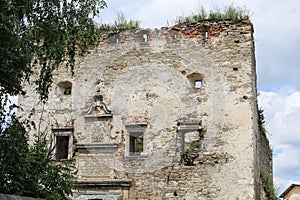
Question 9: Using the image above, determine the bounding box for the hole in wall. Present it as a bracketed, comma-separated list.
[108, 33, 120, 44]
[194, 80, 202, 88]
[205, 31, 208, 39]
[57, 81, 72, 95]
[233, 67, 238, 71]
[187, 72, 203, 89]
[169, 30, 179, 41]
[173, 191, 178, 196]
[143, 34, 148, 42]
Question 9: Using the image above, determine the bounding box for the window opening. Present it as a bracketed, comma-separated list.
[129, 132, 143, 155]
[57, 81, 72, 95]
[187, 72, 203, 89]
[56, 136, 69, 160]
[194, 80, 202, 88]
[125, 124, 147, 156]
[143, 34, 148, 42]
[64, 87, 72, 95]
[205, 31, 208, 39]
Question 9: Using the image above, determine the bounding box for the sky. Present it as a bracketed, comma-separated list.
[98, 0, 300, 195]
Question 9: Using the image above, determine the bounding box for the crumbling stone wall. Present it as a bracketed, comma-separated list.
[19, 20, 271, 199]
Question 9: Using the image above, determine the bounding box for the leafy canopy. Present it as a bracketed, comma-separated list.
[0, 0, 107, 102]
[0, 0, 107, 198]
[0, 117, 77, 199]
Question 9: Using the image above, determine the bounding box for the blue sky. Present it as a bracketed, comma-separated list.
[98, 0, 300, 195]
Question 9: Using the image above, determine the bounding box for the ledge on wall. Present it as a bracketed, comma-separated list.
[75, 179, 132, 189]
[76, 143, 118, 154]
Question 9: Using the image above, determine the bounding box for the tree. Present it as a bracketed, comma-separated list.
[0, 117, 77, 199]
[0, 0, 107, 101]
[0, 0, 106, 198]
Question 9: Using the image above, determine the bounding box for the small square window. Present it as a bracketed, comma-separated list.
[56, 136, 69, 160]
[194, 80, 202, 88]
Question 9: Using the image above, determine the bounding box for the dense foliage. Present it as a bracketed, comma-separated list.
[261, 171, 279, 200]
[0, 117, 77, 199]
[0, 115, 76, 199]
[0, 0, 106, 198]
[0, 0, 107, 101]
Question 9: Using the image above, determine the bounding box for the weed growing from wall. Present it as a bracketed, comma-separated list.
[174, 5, 250, 25]
[261, 171, 279, 200]
[258, 108, 267, 135]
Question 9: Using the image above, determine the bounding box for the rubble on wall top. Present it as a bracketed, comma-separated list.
[100, 20, 253, 44]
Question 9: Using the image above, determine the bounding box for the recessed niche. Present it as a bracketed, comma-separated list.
[108, 33, 120, 44]
[139, 30, 150, 43]
[143, 34, 148, 42]
[57, 81, 72, 95]
[187, 72, 203, 89]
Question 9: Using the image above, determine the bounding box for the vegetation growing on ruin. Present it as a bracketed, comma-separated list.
[261, 171, 279, 200]
[99, 11, 140, 31]
[174, 5, 250, 25]
[258, 108, 267, 135]
[181, 140, 200, 166]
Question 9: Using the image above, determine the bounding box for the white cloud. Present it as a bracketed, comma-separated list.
[259, 90, 300, 194]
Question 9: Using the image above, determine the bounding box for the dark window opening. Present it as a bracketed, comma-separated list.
[129, 132, 143, 155]
[64, 87, 72, 95]
[56, 136, 69, 160]
[88, 199, 103, 200]
[57, 81, 72, 95]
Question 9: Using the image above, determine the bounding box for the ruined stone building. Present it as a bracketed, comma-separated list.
[20, 20, 272, 199]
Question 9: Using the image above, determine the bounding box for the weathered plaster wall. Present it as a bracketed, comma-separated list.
[19, 20, 271, 200]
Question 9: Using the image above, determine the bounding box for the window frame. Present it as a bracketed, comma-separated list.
[125, 124, 147, 157]
[52, 128, 74, 161]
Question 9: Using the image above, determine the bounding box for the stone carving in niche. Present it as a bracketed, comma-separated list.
[86, 122, 115, 143]
[91, 124, 105, 142]
[85, 79, 112, 117]
[77, 131, 86, 141]
[86, 95, 112, 116]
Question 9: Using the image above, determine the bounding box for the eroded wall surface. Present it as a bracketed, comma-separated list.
[19, 20, 270, 200]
